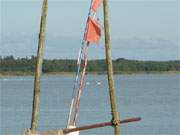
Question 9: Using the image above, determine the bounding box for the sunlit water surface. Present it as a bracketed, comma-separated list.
[1, 74, 179, 135]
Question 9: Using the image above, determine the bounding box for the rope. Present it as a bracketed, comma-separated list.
[73, 42, 90, 127]
[66, 46, 83, 128]
[66, 0, 94, 128]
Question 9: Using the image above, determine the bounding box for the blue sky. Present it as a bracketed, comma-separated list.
[1, 0, 180, 60]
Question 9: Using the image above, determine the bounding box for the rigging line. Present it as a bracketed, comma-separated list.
[73, 42, 90, 127]
[66, 48, 82, 128]
[66, 0, 94, 128]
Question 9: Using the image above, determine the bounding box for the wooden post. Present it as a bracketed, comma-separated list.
[103, 0, 121, 135]
[31, 0, 48, 132]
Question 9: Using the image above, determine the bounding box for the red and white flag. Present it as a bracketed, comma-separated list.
[85, 17, 102, 44]
[92, 0, 102, 12]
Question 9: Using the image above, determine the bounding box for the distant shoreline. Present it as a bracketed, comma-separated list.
[0, 71, 179, 77]
[1, 56, 180, 76]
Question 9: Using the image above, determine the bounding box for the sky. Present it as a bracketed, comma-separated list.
[1, 0, 180, 60]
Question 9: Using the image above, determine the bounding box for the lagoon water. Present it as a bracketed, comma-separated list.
[0, 74, 179, 135]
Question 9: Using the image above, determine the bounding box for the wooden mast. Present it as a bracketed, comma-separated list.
[30, 0, 48, 132]
[103, 0, 121, 135]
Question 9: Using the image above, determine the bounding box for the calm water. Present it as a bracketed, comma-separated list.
[0, 74, 179, 135]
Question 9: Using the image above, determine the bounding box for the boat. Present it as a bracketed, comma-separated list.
[97, 81, 101, 85]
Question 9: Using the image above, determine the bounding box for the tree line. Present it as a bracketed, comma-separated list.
[0, 55, 180, 74]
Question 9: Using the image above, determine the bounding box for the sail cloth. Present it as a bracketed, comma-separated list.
[92, 0, 102, 12]
[85, 17, 102, 44]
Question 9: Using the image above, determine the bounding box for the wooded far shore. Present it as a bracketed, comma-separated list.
[0, 55, 180, 76]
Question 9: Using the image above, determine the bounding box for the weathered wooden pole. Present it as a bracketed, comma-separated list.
[103, 0, 121, 135]
[30, 0, 48, 133]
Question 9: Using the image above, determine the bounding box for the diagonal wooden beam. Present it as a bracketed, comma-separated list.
[63, 117, 141, 134]
[25, 117, 141, 135]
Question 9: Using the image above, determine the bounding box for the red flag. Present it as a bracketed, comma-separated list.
[85, 17, 101, 44]
[92, 0, 102, 12]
